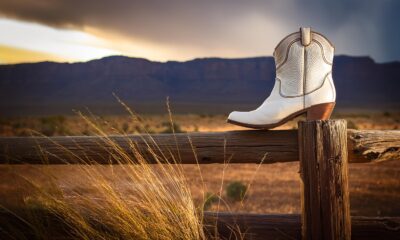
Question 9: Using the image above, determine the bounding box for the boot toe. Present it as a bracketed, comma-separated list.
[227, 111, 248, 124]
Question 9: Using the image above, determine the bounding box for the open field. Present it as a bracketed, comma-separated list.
[1, 112, 399, 217]
[1, 161, 399, 217]
[1, 111, 399, 136]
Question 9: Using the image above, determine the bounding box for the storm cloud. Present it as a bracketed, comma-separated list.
[0, 0, 399, 62]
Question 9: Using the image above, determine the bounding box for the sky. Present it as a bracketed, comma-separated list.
[0, 0, 399, 64]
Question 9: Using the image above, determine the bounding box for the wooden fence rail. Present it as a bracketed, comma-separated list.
[1, 210, 399, 240]
[1, 120, 400, 239]
[0, 129, 399, 164]
[204, 212, 400, 240]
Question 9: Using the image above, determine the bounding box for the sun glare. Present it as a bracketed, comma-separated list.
[0, 18, 120, 63]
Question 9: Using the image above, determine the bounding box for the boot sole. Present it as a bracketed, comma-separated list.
[227, 102, 335, 130]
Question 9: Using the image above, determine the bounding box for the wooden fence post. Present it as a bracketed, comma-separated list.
[298, 120, 351, 240]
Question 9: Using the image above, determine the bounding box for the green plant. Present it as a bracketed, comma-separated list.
[226, 181, 247, 202]
[203, 192, 219, 210]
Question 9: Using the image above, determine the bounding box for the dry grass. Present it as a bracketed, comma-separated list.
[1, 111, 399, 137]
[0, 107, 211, 240]
[0, 109, 399, 239]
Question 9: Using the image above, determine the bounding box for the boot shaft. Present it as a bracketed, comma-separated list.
[227, 28, 336, 129]
[273, 27, 335, 97]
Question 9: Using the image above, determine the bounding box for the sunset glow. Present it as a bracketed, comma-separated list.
[0, 0, 399, 64]
[0, 18, 119, 63]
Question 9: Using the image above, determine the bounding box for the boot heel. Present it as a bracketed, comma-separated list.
[306, 102, 335, 120]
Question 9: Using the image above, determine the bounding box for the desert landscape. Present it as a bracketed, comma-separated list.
[1, 111, 399, 218]
[1, 1, 400, 239]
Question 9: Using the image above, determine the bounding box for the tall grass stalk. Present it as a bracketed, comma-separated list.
[0, 98, 266, 240]
[2, 101, 206, 240]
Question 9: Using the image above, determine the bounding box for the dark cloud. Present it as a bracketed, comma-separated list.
[0, 0, 399, 62]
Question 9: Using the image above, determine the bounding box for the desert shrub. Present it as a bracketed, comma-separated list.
[203, 192, 219, 210]
[161, 121, 185, 133]
[383, 111, 391, 117]
[226, 181, 247, 202]
[39, 115, 67, 136]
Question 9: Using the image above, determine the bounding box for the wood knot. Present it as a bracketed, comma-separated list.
[385, 147, 399, 153]
[354, 134, 362, 140]
[366, 152, 380, 160]
[336, 188, 342, 197]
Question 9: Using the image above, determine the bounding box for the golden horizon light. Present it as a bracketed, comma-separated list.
[0, 18, 121, 64]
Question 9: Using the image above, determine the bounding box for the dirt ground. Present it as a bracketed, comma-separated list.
[0, 112, 399, 217]
[1, 111, 399, 136]
[1, 160, 399, 217]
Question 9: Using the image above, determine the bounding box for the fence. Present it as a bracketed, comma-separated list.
[1, 120, 399, 239]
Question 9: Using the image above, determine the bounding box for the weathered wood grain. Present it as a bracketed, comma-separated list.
[0, 131, 298, 164]
[299, 120, 351, 240]
[204, 212, 400, 240]
[203, 212, 301, 240]
[1, 210, 399, 240]
[348, 129, 400, 163]
[0, 129, 398, 164]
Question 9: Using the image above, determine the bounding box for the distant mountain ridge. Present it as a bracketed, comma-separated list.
[0, 55, 399, 115]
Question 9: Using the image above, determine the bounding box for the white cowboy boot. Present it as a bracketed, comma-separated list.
[227, 27, 336, 129]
